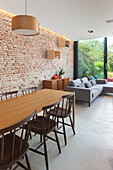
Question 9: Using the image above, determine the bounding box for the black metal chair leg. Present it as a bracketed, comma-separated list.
[40, 135, 42, 142]
[69, 115, 75, 135]
[43, 136, 49, 170]
[54, 129, 61, 154]
[30, 132, 32, 140]
[25, 153, 32, 170]
[57, 118, 59, 128]
[62, 118, 67, 145]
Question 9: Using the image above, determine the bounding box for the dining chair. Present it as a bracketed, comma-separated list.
[29, 99, 61, 170]
[0, 90, 18, 101]
[22, 87, 38, 139]
[22, 87, 38, 95]
[48, 93, 75, 145]
[0, 109, 37, 170]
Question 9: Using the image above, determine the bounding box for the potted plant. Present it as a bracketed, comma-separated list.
[59, 69, 65, 79]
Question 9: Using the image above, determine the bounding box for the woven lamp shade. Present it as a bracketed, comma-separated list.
[12, 15, 39, 36]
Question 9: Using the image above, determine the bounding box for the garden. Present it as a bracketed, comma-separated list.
[78, 38, 113, 81]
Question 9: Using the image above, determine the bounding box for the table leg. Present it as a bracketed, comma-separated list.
[72, 93, 75, 127]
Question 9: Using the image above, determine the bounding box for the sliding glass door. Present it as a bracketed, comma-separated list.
[107, 37, 113, 81]
[78, 38, 104, 79]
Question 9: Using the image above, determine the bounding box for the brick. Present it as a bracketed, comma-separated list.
[0, 12, 74, 94]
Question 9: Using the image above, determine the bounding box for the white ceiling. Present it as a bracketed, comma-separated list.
[0, 0, 113, 41]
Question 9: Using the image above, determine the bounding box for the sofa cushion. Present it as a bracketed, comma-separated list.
[69, 79, 81, 87]
[102, 83, 113, 93]
[91, 79, 96, 86]
[77, 83, 85, 88]
[85, 82, 92, 88]
[91, 89, 100, 99]
[91, 76, 97, 80]
[87, 76, 93, 80]
[91, 85, 103, 93]
[81, 77, 89, 84]
[91, 76, 94, 79]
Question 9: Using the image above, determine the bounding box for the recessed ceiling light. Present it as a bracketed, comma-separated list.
[88, 30, 93, 33]
[106, 19, 113, 23]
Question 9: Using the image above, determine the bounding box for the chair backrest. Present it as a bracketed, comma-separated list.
[61, 93, 74, 117]
[41, 99, 61, 133]
[22, 87, 38, 95]
[0, 109, 37, 165]
[0, 91, 18, 101]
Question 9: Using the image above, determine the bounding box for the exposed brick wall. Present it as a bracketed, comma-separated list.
[0, 12, 73, 95]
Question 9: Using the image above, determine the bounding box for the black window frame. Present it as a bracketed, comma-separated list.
[74, 37, 107, 79]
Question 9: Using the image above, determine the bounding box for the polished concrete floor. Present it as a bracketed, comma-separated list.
[18, 94, 113, 170]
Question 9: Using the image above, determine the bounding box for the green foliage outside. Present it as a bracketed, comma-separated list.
[108, 72, 113, 78]
[78, 39, 113, 79]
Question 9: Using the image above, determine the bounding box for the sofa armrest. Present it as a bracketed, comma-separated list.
[66, 86, 91, 103]
[96, 79, 107, 84]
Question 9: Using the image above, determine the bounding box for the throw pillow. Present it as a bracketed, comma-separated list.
[77, 83, 85, 88]
[91, 79, 96, 86]
[81, 77, 89, 84]
[85, 82, 92, 88]
[87, 76, 93, 80]
[91, 76, 97, 80]
[68, 79, 81, 87]
[91, 76, 94, 80]
[68, 82, 73, 86]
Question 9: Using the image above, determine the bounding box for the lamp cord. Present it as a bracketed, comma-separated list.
[25, 0, 27, 15]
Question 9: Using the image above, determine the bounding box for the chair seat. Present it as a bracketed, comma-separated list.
[48, 107, 71, 118]
[0, 133, 29, 168]
[31, 116, 57, 135]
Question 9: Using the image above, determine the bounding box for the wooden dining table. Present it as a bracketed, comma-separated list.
[0, 89, 75, 130]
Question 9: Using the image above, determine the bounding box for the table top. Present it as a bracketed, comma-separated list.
[0, 89, 72, 130]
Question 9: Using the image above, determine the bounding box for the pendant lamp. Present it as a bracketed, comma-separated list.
[12, 0, 39, 36]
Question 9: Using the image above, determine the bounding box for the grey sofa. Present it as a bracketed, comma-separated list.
[66, 77, 113, 106]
